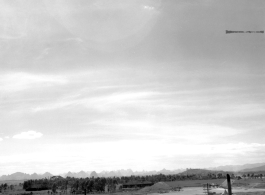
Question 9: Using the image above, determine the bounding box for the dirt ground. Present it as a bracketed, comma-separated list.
[234, 192, 265, 195]
[232, 179, 265, 189]
[165, 179, 226, 188]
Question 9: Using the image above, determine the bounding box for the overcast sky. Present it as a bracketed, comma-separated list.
[1, 0, 265, 175]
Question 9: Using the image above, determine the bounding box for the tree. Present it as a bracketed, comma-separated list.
[87, 180, 94, 192]
[52, 183, 57, 193]
[217, 173, 223, 178]
[65, 180, 68, 192]
[80, 180, 87, 194]
[3, 183, 7, 190]
[73, 180, 79, 191]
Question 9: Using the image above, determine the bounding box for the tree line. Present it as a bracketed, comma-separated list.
[0, 183, 16, 192]
[22, 172, 229, 193]
[241, 173, 264, 179]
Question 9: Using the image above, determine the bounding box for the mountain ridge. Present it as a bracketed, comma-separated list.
[0, 169, 185, 181]
[0, 172, 53, 181]
[2, 163, 265, 181]
[239, 165, 265, 172]
[208, 162, 265, 172]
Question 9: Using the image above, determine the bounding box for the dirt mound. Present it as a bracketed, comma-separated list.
[139, 186, 151, 192]
[139, 182, 172, 193]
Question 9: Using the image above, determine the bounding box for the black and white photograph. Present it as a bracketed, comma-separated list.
[1, 1, 265, 195]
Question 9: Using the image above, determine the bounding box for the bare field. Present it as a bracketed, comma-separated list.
[165, 179, 226, 187]
[235, 192, 265, 195]
[232, 179, 265, 189]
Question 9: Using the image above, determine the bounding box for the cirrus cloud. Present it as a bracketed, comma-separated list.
[13, 131, 43, 140]
[0, 72, 68, 93]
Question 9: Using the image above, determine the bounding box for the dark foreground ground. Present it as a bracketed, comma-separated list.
[235, 192, 265, 195]
[2, 178, 265, 195]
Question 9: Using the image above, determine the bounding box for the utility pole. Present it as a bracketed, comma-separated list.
[227, 174, 232, 195]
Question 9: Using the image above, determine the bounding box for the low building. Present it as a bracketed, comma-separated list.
[25, 184, 49, 191]
[122, 181, 154, 189]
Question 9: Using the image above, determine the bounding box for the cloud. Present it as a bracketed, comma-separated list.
[143, 5, 154, 10]
[78, 118, 243, 144]
[36, 48, 51, 60]
[0, 34, 26, 40]
[4, 136, 9, 139]
[0, 141, 265, 175]
[0, 137, 3, 141]
[0, 72, 68, 93]
[13, 131, 43, 140]
[31, 91, 158, 112]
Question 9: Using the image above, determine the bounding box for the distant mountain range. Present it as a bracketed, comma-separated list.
[0, 169, 185, 181]
[61, 169, 185, 178]
[208, 162, 265, 172]
[239, 165, 265, 173]
[2, 163, 265, 181]
[0, 172, 53, 181]
[179, 168, 229, 175]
